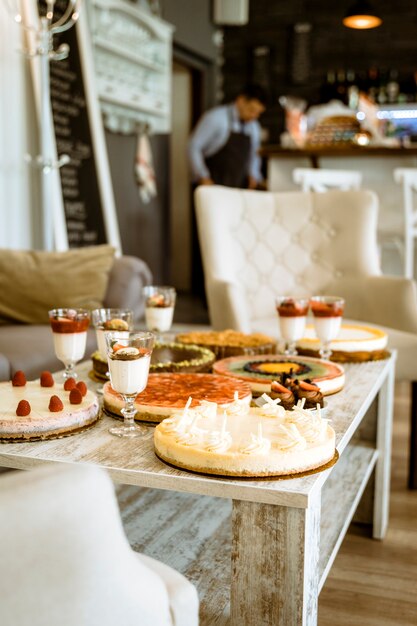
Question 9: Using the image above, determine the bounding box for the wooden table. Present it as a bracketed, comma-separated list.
[0, 355, 395, 626]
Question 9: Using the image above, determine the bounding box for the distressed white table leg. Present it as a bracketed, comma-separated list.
[373, 358, 395, 539]
[231, 495, 321, 626]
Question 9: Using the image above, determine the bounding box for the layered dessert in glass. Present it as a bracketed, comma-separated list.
[310, 296, 345, 359]
[275, 296, 309, 355]
[48, 308, 90, 379]
[143, 286, 176, 335]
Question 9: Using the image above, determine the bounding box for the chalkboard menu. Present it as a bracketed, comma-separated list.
[39, 0, 107, 247]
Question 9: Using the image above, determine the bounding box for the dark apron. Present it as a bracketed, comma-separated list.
[205, 119, 251, 188]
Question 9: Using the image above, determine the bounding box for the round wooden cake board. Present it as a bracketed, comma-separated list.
[102, 407, 161, 425]
[154, 449, 339, 481]
[88, 369, 108, 383]
[296, 348, 391, 363]
[0, 413, 101, 444]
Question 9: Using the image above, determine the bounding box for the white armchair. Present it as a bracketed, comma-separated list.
[195, 185, 417, 488]
[0, 465, 199, 626]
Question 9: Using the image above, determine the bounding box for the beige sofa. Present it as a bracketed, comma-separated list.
[0, 254, 152, 380]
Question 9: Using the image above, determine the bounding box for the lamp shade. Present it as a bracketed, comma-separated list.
[343, 0, 382, 29]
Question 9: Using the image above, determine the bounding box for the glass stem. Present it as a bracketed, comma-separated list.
[64, 362, 76, 380]
[286, 340, 297, 356]
[121, 396, 136, 427]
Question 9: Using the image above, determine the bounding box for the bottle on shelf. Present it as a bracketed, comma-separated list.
[367, 66, 379, 103]
[346, 70, 359, 110]
[377, 69, 388, 105]
[336, 68, 347, 103]
[386, 69, 400, 104]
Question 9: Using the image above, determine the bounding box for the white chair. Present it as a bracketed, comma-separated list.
[195, 185, 417, 488]
[292, 167, 362, 192]
[393, 168, 417, 279]
[0, 464, 199, 626]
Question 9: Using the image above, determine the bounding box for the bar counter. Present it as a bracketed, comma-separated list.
[260, 144, 417, 168]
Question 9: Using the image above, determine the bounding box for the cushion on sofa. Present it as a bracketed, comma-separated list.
[0, 245, 115, 325]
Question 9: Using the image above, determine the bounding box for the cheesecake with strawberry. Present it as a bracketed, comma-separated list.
[0, 371, 99, 441]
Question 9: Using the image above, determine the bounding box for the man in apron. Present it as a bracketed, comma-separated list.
[188, 84, 266, 189]
[188, 85, 267, 296]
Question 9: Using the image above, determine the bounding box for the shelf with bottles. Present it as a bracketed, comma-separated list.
[320, 67, 417, 109]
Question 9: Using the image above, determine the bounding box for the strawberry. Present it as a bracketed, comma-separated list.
[40, 371, 54, 387]
[271, 380, 291, 393]
[64, 377, 77, 391]
[12, 371, 26, 387]
[298, 380, 320, 391]
[112, 343, 126, 352]
[49, 395, 64, 412]
[69, 388, 82, 405]
[16, 400, 31, 417]
[76, 381, 87, 397]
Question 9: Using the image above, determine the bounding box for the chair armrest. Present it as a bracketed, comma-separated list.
[206, 279, 252, 332]
[136, 554, 199, 626]
[329, 274, 417, 334]
[103, 255, 152, 324]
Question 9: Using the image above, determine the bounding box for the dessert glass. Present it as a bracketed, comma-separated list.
[105, 330, 154, 438]
[275, 296, 309, 355]
[310, 296, 345, 360]
[49, 308, 90, 380]
[91, 308, 134, 361]
[142, 285, 176, 341]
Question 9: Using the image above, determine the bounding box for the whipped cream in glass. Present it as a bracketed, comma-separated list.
[91, 309, 133, 360]
[143, 286, 176, 340]
[49, 308, 90, 380]
[310, 296, 345, 360]
[275, 296, 309, 355]
[105, 331, 154, 438]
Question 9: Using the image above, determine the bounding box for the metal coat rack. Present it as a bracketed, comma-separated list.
[7, 0, 82, 250]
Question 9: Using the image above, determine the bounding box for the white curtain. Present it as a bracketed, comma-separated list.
[0, 4, 39, 250]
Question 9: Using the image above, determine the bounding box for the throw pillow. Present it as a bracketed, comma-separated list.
[0, 245, 115, 324]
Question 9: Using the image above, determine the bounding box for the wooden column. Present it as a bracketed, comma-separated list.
[231, 497, 320, 626]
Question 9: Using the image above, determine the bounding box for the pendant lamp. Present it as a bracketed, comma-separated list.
[343, 0, 382, 29]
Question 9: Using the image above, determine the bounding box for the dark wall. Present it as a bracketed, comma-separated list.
[160, 0, 217, 61]
[222, 0, 417, 143]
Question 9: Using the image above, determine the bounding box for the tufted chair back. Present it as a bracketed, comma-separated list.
[195, 186, 381, 332]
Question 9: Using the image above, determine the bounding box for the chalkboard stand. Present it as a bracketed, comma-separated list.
[22, 0, 122, 253]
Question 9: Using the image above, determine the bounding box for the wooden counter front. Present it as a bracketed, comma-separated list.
[260, 144, 417, 167]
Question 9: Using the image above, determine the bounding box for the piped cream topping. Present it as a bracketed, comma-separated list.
[287, 406, 329, 443]
[240, 423, 271, 455]
[272, 423, 307, 451]
[225, 391, 250, 416]
[253, 394, 286, 418]
[203, 413, 232, 452]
